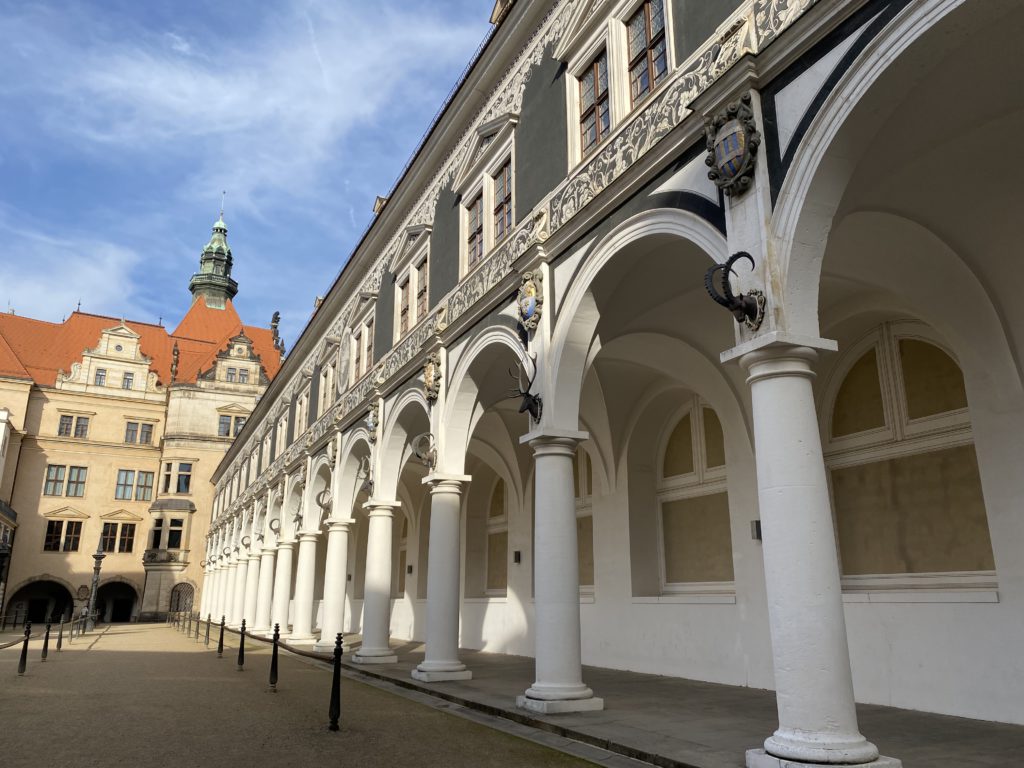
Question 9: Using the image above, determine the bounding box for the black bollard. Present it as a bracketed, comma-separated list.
[217, 616, 225, 658]
[57, 620, 64, 652]
[328, 633, 343, 731]
[17, 623, 31, 675]
[237, 619, 246, 671]
[41, 622, 51, 662]
[194, 613, 201, 642]
[268, 623, 280, 692]
[204, 614, 211, 647]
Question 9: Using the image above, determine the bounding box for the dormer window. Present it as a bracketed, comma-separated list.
[350, 300, 376, 383]
[390, 227, 431, 342]
[226, 367, 237, 382]
[239, 369, 249, 384]
[94, 368, 107, 386]
[122, 372, 134, 390]
[467, 195, 484, 268]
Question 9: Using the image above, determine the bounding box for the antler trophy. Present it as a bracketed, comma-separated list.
[507, 360, 543, 423]
[704, 251, 765, 330]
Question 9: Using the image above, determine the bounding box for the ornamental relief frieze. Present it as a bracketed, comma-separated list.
[241, 1, 815, 497]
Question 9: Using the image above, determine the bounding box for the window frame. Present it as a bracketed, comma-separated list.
[58, 415, 73, 437]
[115, 469, 136, 500]
[218, 415, 232, 437]
[66, 466, 88, 498]
[820, 321, 990, 596]
[121, 372, 134, 390]
[73, 416, 90, 439]
[391, 233, 431, 343]
[43, 464, 66, 496]
[94, 368, 107, 386]
[654, 398, 734, 596]
[136, 471, 154, 502]
[349, 304, 376, 384]
[624, 0, 668, 107]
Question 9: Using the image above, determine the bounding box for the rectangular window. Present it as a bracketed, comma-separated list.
[467, 194, 484, 268]
[136, 471, 154, 502]
[628, 0, 667, 106]
[43, 520, 64, 552]
[218, 415, 231, 437]
[101, 522, 118, 552]
[152, 519, 163, 549]
[124, 422, 138, 443]
[238, 369, 249, 384]
[115, 469, 135, 500]
[118, 523, 136, 553]
[94, 368, 107, 386]
[74, 416, 89, 439]
[140, 423, 153, 444]
[493, 161, 513, 241]
[579, 50, 610, 154]
[162, 462, 172, 493]
[416, 260, 429, 319]
[44, 465, 66, 496]
[365, 319, 374, 366]
[58, 415, 73, 437]
[121, 372, 134, 390]
[167, 518, 184, 549]
[63, 520, 82, 552]
[399, 278, 410, 335]
[176, 463, 192, 494]
[226, 367, 237, 382]
[66, 466, 87, 497]
[233, 416, 246, 436]
[353, 330, 362, 376]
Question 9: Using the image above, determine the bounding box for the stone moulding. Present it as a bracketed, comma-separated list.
[228, 0, 818, 486]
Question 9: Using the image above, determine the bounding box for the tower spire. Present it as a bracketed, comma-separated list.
[188, 205, 239, 308]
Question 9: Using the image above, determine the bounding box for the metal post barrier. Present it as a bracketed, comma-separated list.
[268, 624, 280, 692]
[194, 613, 201, 642]
[328, 633, 343, 731]
[204, 614, 211, 647]
[17, 624, 30, 676]
[41, 622, 51, 662]
[217, 616, 225, 658]
[56, 620, 64, 652]
[187, 612, 193, 635]
[237, 619, 246, 671]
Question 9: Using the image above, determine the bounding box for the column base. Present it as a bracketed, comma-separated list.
[746, 750, 902, 768]
[313, 639, 343, 653]
[516, 694, 604, 714]
[412, 667, 473, 682]
[352, 651, 398, 665]
[287, 633, 317, 645]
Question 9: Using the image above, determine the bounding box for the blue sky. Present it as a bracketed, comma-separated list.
[0, 0, 491, 346]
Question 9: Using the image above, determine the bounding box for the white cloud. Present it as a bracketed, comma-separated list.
[0, 210, 145, 322]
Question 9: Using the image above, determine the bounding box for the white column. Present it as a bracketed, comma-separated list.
[270, 540, 295, 635]
[353, 501, 398, 664]
[200, 567, 214, 618]
[517, 433, 603, 713]
[242, 552, 261, 628]
[741, 346, 896, 768]
[314, 520, 351, 653]
[214, 563, 229, 622]
[413, 476, 472, 682]
[253, 547, 276, 634]
[229, 555, 248, 627]
[289, 532, 319, 642]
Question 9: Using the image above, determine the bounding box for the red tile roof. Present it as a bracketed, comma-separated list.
[0, 298, 281, 387]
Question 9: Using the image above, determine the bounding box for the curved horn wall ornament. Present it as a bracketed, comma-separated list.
[411, 433, 438, 472]
[704, 251, 766, 331]
[506, 360, 543, 424]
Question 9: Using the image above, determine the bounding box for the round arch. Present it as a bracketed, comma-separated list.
[5, 577, 77, 624]
[377, 384, 431, 502]
[335, 428, 374, 521]
[304, 452, 334, 531]
[547, 208, 729, 429]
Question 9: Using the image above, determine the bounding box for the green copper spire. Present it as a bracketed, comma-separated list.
[188, 209, 239, 308]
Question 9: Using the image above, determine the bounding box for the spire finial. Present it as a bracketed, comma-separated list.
[220, 190, 226, 219]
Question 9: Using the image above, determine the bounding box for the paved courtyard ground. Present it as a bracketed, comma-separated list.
[0, 624, 612, 768]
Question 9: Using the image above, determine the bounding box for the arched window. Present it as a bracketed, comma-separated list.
[572, 447, 595, 591]
[656, 398, 733, 592]
[824, 322, 995, 588]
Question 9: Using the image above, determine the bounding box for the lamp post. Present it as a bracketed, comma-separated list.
[86, 540, 106, 631]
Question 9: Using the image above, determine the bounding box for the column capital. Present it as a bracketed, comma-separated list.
[276, 539, 295, 550]
[520, 429, 588, 455]
[296, 531, 320, 542]
[738, 344, 825, 385]
[721, 330, 837, 365]
[422, 473, 471, 494]
[325, 518, 352, 533]
[363, 498, 399, 518]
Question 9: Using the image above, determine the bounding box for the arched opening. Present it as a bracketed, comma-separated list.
[5, 579, 76, 625]
[169, 583, 195, 613]
[97, 580, 139, 623]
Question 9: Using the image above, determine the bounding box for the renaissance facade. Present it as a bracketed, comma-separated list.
[0, 216, 281, 625]
[202, 1, 1024, 766]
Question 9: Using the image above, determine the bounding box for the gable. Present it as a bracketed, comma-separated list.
[44, 506, 89, 520]
[101, 509, 145, 522]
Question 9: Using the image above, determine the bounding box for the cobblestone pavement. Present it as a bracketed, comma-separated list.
[0, 623, 615, 768]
